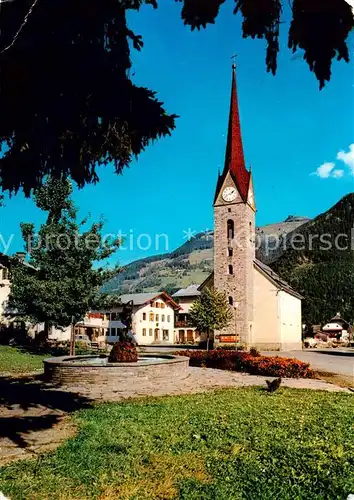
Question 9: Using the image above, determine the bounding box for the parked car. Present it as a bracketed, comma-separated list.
[303, 337, 318, 348]
[75, 334, 90, 345]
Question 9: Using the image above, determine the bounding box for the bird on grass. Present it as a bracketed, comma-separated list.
[266, 377, 282, 393]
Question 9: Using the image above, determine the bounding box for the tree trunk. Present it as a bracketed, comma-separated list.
[206, 329, 210, 352]
[69, 321, 75, 356]
[43, 321, 49, 339]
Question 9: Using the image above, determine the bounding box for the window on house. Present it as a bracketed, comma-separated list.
[156, 302, 160, 308]
[161, 303, 165, 309]
[111, 312, 117, 321]
[228, 247, 233, 257]
[149, 312, 154, 321]
[142, 313, 146, 321]
[228, 265, 233, 275]
[229, 296, 233, 306]
[149, 328, 153, 336]
[142, 328, 146, 336]
[151, 302, 155, 308]
[156, 314, 159, 322]
[167, 315, 171, 322]
[161, 314, 165, 322]
[163, 330, 169, 341]
[110, 327, 116, 336]
[227, 219, 234, 240]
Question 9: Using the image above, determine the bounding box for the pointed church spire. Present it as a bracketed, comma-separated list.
[223, 63, 250, 202]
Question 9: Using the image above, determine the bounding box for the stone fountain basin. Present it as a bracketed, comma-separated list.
[43, 354, 190, 385]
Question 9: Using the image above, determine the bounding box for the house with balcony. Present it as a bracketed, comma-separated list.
[172, 285, 201, 343]
[84, 292, 181, 345]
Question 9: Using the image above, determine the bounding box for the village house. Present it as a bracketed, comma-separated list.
[0, 254, 11, 324]
[322, 312, 352, 341]
[0, 252, 72, 341]
[0, 252, 44, 330]
[79, 292, 181, 345]
[172, 285, 201, 343]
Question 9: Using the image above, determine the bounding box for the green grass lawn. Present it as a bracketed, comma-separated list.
[0, 345, 47, 374]
[1, 388, 354, 499]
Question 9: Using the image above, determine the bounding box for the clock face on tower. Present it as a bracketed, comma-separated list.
[222, 187, 237, 202]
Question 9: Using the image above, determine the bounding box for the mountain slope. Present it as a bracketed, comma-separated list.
[272, 194, 354, 325]
[103, 217, 309, 296]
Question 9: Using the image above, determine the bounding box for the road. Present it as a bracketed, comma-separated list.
[263, 349, 354, 380]
[141, 345, 354, 380]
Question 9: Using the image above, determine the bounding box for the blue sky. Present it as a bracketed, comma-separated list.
[0, 0, 353, 265]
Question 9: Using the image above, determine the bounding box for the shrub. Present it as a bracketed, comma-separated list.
[109, 341, 138, 363]
[249, 347, 260, 357]
[175, 350, 313, 378]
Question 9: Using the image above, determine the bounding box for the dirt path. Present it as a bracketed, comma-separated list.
[0, 368, 350, 465]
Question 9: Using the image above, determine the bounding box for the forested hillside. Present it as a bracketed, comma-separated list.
[273, 194, 354, 325]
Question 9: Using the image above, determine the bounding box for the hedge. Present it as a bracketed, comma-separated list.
[175, 349, 313, 378]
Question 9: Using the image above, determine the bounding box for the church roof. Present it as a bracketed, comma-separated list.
[199, 261, 303, 301]
[214, 65, 251, 204]
[253, 260, 303, 300]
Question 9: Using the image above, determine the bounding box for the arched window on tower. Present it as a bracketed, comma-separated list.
[228, 296, 233, 306]
[227, 219, 234, 240]
[228, 265, 233, 275]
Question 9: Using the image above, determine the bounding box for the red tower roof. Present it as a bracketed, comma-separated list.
[222, 64, 250, 201]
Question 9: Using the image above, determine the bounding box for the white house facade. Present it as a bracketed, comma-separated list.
[84, 292, 181, 345]
[172, 285, 201, 343]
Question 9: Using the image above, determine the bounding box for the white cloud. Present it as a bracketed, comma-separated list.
[313, 162, 336, 178]
[332, 169, 345, 179]
[312, 143, 354, 180]
[337, 144, 354, 175]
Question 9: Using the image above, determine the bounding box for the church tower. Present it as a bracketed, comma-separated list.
[213, 64, 256, 346]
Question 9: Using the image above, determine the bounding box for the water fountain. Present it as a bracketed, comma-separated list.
[44, 351, 189, 386]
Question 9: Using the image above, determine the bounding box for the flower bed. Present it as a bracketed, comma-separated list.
[175, 350, 313, 378]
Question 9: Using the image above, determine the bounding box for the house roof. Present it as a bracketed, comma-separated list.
[119, 292, 180, 310]
[198, 261, 303, 301]
[0, 252, 37, 271]
[328, 312, 350, 327]
[214, 64, 251, 204]
[172, 285, 201, 298]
